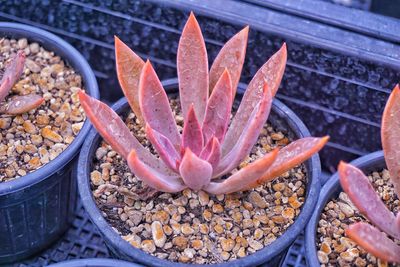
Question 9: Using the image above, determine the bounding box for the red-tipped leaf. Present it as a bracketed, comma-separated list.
[382, 84, 400, 197]
[248, 136, 329, 189]
[346, 222, 400, 264]
[204, 148, 279, 195]
[182, 104, 204, 156]
[214, 83, 272, 177]
[222, 44, 287, 156]
[115, 36, 145, 122]
[139, 61, 181, 150]
[0, 51, 25, 102]
[179, 148, 212, 191]
[209, 26, 248, 99]
[1, 94, 44, 114]
[127, 150, 185, 193]
[79, 91, 170, 174]
[202, 69, 233, 144]
[339, 161, 400, 239]
[146, 124, 181, 172]
[177, 12, 209, 123]
[200, 137, 221, 170]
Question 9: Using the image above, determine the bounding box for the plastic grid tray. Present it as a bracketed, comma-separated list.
[0, 0, 398, 266]
[6, 200, 110, 267]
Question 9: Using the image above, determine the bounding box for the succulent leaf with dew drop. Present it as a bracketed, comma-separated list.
[79, 12, 328, 195]
[0, 51, 44, 114]
[338, 85, 400, 264]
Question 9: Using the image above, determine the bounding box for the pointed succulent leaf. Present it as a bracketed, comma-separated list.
[222, 44, 287, 156]
[115, 36, 145, 122]
[382, 84, 400, 197]
[214, 83, 272, 177]
[1, 94, 44, 114]
[177, 12, 209, 123]
[200, 137, 221, 170]
[127, 150, 185, 193]
[139, 61, 181, 150]
[0, 51, 25, 102]
[209, 26, 248, 99]
[346, 222, 400, 264]
[146, 124, 181, 172]
[204, 148, 279, 194]
[202, 69, 233, 144]
[339, 161, 400, 239]
[397, 212, 400, 231]
[179, 148, 213, 190]
[79, 91, 171, 174]
[182, 104, 204, 155]
[246, 136, 329, 189]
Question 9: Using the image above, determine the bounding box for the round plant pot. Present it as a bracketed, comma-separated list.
[304, 150, 384, 266]
[48, 258, 143, 267]
[77, 78, 321, 267]
[0, 23, 99, 263]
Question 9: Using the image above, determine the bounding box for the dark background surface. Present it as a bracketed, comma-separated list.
[1, 0, 398, 173]
[0, 0, 399, 266]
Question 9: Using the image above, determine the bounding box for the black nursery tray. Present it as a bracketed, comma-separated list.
[0, 0, 399, 266]
[5, 199, 110, 267]
[1, 0, 399, 173]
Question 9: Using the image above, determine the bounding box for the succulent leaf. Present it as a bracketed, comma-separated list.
[339, 161, 400, 239]
[214, 82, 272, 177]
[0, 51, 25, 102]
[222, 44, 287, 156]
[146, 124, 181, 172]
[346, 222, 400, 264]
[204, 148, 279, 194]
[248, 136, 329, 189]
[115, 36, 145, 122]
[177, 12, 209, 124]
[79, 91, 171, 174]
[139, 61, 181, 150]
[209, 26, 248, 100]
[202, 69, 233, 144]
[182, 104, 204, 156]
[127, 150, 185, 193]
[1, 94, 44, 114]
[382, 84, 400, 197]
[200, 137, 221, 170]
[179, 148, 212, 190]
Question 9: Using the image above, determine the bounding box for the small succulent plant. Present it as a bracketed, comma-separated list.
[0, 51, 44, 114]
[339, 84, 400, 263]
[79, 13, 328, 194]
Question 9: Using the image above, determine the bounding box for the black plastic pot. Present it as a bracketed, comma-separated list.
[77, 78, 321, 267]
[304, 150, 384, 266]
[48, 258, 143, 267]
[0, 23, 99, 263]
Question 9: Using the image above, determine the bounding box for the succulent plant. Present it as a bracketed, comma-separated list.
[339, 84, 400, 263]
[79, 13, 328, 195]
[0, 51, 44, 114]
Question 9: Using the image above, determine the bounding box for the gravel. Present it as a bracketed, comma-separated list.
[0, 37, 85, 182]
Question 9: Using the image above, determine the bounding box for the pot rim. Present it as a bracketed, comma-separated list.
[304, 150, 385, 266]
[0, 22, 99, 195]
[78, 78, 321, 266]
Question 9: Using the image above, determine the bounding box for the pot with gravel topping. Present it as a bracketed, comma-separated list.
[306, 85, 400, 267]
[0, 23, 98, 263]
[78, 76, 322, 266]
[305, 151, 388, 267]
